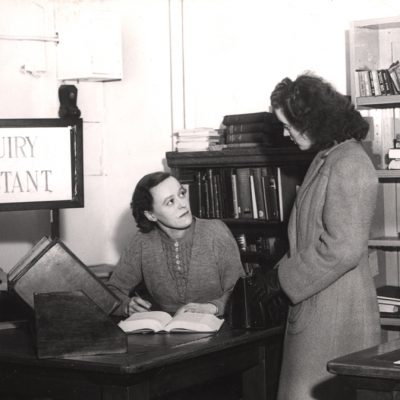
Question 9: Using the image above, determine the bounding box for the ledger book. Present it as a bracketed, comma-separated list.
[8, 236, 120, 315]
[118, 311, 224, 333]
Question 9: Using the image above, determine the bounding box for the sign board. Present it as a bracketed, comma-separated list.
[0, 119, 83, 211]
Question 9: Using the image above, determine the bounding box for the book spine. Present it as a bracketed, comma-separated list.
[231, 171, 240, 219]
[252, 168, 267, 219]
[377, 70, 387, 95]
[368, 70, 376, 96]
[206, 169, 215, 218]
[226, 132, 273, 144]
[262, 167, 280, 221]
[225, 122, 281, 134]
[212, 173, 221, 219]
[249, 171, 258, 219]
[236, 168, 253, 219]
[222, 111, 276, 126]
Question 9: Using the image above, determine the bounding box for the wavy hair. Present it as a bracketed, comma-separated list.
[270, 73, 369, 149]
[130, 171, 171, 233]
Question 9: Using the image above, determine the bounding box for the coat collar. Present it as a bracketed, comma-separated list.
[295, 139, 356, 207]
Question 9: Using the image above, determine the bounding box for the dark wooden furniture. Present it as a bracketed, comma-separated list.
[0, 323, 282, 400]
[166, 147, 315, 266]
[328, 338, 400, 399]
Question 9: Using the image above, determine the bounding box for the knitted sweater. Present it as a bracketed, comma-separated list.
[107, 218, 244, 316]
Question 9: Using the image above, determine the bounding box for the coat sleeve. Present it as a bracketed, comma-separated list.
[107, 236, 143, 316]
[278, 155, 378, 305]
[208, 221, 245, 316]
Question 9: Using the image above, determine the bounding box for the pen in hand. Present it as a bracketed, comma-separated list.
[129, 291, 152, 313]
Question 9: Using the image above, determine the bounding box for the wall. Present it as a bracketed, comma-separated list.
[0, 0, 399, 271]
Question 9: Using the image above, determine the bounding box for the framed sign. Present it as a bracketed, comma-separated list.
[0, 118, 83, 211]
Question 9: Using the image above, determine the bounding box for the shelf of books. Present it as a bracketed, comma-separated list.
[166, 146, 315, 270]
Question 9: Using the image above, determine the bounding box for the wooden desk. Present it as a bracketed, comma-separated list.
[0, 324, 282, 400]
[328, 338, 400, 399]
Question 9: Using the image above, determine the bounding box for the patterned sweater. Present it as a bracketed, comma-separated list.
[107, 218, 244, 316]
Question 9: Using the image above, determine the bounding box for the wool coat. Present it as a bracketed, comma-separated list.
[276, 139, 381, 400]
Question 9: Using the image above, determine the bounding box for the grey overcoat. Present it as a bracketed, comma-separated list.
[276, 139, 381, 400]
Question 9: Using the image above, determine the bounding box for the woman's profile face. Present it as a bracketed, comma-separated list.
[146, 176, 192, 231]
[275, 108, 313, 151]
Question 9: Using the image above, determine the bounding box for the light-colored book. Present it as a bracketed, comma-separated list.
[118, 311, 224, 333]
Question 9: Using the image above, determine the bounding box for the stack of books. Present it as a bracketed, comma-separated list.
[173, 128, 223, 152]
[377, 285, 400, 326]
[221, 111, 287, 148]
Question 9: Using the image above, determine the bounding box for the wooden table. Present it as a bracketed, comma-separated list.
[328, 338, 400, 399]
[0, 324, 282, 400]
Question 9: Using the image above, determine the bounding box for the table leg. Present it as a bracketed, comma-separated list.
[242, 345, 266, 400]
[101, 381, 150, 400]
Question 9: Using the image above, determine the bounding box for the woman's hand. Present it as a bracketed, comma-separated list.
[125, 296, 152, 315]
[175, 302, 218, 316]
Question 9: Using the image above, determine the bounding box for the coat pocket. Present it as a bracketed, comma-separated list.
[287, 295, 317, 334]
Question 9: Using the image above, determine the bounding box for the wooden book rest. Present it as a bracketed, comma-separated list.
[34, 290, 127, 359]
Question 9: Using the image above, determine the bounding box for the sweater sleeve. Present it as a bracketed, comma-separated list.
[278, 155, 378, 304]
[208, 221, 245, 315]
[107, 235, 143, 316]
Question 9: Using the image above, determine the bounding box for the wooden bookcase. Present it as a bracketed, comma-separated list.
[166, 147, 315, 267]
[349, 16, 400, 338]
[166, 146, 315, 399]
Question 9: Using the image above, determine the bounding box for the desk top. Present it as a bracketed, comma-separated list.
[328, 339, 400, 380]
[0, 324, 282, 375]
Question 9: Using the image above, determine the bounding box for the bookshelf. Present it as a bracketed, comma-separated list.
[349, 15, 400, 338]
[166, 146, 315, 399]
[166, 147, 315, 268]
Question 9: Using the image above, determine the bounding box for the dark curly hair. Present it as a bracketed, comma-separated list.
[130, 171, 171, 233]
[270, 73, 369, 149]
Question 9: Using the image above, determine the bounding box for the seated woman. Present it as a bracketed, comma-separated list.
[107, 171, 244, 317]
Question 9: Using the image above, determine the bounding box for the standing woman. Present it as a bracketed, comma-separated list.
[257, 73, 381, 400]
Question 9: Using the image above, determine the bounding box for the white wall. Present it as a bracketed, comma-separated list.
[0, 0, 399, 271]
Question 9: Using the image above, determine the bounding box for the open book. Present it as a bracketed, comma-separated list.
[118, 311, 224, 333]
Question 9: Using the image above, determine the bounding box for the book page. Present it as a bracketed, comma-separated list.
[118, 311, 172, 333]
[164, 312, 224, 333]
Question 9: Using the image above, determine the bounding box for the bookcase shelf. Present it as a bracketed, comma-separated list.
[357, 95, 400, 108]
[350, 15, 400, 339]
[166, 147, 315, 270]
[369, 237, 400, 248]
[376, 169, 400, 179]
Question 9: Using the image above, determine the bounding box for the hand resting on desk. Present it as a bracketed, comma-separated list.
[175, 302, 218, 316]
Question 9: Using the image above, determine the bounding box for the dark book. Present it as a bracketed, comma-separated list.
[377, 70, 387, 95]
[206, 169, 216, 218]
[226, 121, 283, 134]
[202, 173, 210, 218]
[222, 111, 279, 126]
[261, 167, 280, 221]
[236, 168, 253, 219]
[367, 70, 376, 96]
[251, 168, 267, 220]
[212, 173, 221, 219]
[377, 285, 400, 300]
[8, 236, 121, 315]
[225, 131, 276, 145]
